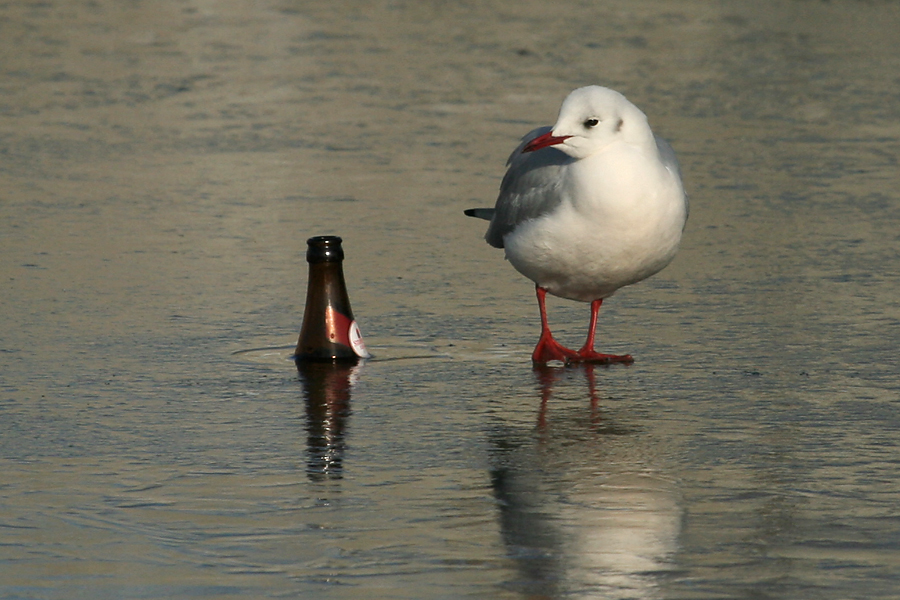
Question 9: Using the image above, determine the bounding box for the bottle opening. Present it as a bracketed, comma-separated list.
[306, 235, 344, 262]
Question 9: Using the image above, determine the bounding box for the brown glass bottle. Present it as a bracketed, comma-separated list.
[295, 236, 370, 362]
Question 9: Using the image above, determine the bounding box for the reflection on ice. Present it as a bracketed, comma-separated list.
[559, 475, 681, 599]
[296, 360, 362, 481]
[490, 366, 681, 599]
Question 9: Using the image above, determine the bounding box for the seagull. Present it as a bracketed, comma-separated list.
[465, 86, 688, 365]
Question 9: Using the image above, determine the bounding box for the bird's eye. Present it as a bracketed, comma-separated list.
[584, 118, 599, 128]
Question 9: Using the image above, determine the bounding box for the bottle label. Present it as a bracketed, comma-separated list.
[349, 320, 371, 358]
[326, 306, 371, 359]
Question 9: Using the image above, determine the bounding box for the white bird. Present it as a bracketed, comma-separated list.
[465, 86, 688, 365]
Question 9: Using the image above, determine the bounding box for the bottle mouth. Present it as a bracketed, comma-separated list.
[306, 235, 344, 262]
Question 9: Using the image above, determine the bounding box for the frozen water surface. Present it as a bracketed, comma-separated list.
[1, 1, 899, 598]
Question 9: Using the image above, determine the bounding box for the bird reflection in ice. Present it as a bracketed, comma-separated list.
[296, 360, 361, 481]
[490, 365, 682, 599]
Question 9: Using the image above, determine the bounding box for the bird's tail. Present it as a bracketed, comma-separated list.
[463, 208, 494, 220]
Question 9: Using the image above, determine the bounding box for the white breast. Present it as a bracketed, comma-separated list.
[503, 143, 686, 302]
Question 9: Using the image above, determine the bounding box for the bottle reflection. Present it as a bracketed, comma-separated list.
[490, 365, 681, 599]
[296, 360, 359, 481]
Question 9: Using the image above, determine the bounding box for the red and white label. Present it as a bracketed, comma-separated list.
[348, 320, 371, 358]
[325, 306, 370, 358]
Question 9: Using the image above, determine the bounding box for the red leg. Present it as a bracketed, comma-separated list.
[574, 299, 634, 364]
[531, 286, 579, 365]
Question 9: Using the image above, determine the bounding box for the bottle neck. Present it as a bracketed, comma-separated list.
[305, 261, 353, 316]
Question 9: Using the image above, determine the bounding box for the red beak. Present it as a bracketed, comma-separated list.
[523, 131, 571, 153]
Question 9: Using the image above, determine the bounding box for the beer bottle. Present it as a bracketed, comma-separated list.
[294, 236, 371, 362]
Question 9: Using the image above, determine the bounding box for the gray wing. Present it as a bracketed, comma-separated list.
[466, 132, 688, 246]
[655, 135, 689, 222]
[482, 126, 573, 248]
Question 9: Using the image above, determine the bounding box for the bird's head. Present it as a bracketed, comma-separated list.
[523, 86, 651, 160]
